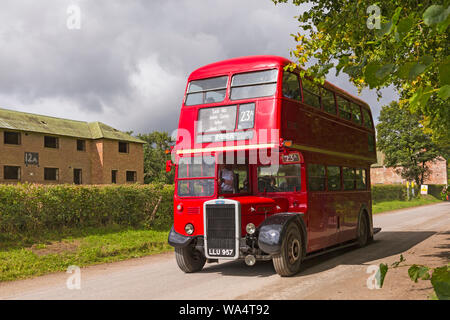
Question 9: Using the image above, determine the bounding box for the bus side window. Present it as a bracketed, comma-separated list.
[308, 164, 326, 191]
[337, 95, 352, 120]
[356, 168, 367, 190]
[301, 78, 321, 109]
[282, 71, 301, 100]
[322, 88, 337, 115]
[351, 103, 362, 124]
[362, 108, 374, 129]
[343, 167, 356, 190]
[327, 166, 341, 191]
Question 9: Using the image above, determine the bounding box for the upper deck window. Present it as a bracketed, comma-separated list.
[230, 69, 278, 100]
[337, 95, 352, 120]
[362, 108, 374, 129]
[185, 76, 228, 106]
[301, 78, 321, 108]
[322, 89, 337, 114]
[282, 72, 300, 100]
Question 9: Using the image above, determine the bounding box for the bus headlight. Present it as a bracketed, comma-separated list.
[246, 223, 256, 235]
[185, 223, 194, 235]
[177, 204, 183, 212]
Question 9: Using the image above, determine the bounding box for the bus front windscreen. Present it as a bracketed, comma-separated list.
[185, 76, 228, 106]
[177, 156, 215, 197]
[230, 69, 278, 100]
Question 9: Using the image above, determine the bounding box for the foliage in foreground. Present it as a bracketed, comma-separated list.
[272, 0, 450, 153]
[378, 255, 450, 300]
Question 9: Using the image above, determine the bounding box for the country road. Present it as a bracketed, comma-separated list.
[1, 202, 449, 300]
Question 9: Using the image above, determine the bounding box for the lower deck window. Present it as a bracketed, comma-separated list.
[258, 164, 301, 192]
[307, 164, 325, 191]
[4, 166, 20, 180]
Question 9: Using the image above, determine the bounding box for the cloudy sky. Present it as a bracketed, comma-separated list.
[0, 0, 398, 135]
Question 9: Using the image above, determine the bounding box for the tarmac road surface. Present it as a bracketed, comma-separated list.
[1, 202, 449, 300]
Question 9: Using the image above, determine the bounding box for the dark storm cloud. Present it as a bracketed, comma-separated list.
[0, 0, 397, 134]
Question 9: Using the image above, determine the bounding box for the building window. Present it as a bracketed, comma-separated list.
[126, 171, 137, 182]
[112, 170, 118, 184]
[307, 164, 326, 191]
[74, 169, 82, 185]
[119, 142, 129, 153]
[4, 131, 21, 145]
[327, 166, 341, 191]
[4, 166, 20, 180]
[44, 168, 59, 181]
[77, 139, 86, 151]
[44, 136, 59, 148]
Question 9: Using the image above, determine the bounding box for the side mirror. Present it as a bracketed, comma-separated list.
[166, 160, 173, 173]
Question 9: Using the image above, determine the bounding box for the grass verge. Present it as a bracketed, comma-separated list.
[372, 195, 442, 214]
[0, 227, 171, 282]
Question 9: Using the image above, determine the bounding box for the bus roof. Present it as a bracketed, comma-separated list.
[188, 55, 371, 110]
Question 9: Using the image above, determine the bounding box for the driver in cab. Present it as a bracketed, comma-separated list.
[219, 164, 234, 193]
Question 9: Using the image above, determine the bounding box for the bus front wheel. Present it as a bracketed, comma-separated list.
[272, 223, 303, 277]
[175, 245, 206, 273]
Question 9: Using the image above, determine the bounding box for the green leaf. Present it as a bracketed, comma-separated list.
[392, 7, 402, 25]
[379, 263, 389, 288]
[397, 17, 414, 38]
[364, 62, 383, 88]
[439, 58, 450, 86]
[423, 5, 449, 26]
[396, 62, 416, 80]
[375, 64, 395, 80]
[437, 85, 450, 100]
[409, 63, 426, 80]
[420, 55, 433, 66]
[375, 21, 393, 37]
[431, 266, 450, 300]
[409, 86, 433, 111]
[408, 265, 430, 283]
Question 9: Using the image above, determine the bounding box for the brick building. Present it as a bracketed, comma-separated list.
[0, 108, 145, 184]
[371, 151, 448, 185]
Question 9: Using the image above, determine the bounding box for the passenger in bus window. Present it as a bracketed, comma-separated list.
[219, 164, 234, 193]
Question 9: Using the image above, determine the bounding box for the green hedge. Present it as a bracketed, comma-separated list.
[0, 184, 175, 234]
[371, 184, 446, 203]
[0, 183, 445, 235]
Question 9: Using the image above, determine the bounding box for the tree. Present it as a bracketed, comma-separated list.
[137, 131, 175, 184]
[272, 0, 450, 149]
[377, 101, 441, 186]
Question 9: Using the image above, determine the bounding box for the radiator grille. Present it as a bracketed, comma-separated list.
[205, 204, 236, 252]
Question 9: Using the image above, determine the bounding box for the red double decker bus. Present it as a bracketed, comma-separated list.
[167, 55, 380, 276]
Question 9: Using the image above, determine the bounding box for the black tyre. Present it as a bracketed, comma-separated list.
[357, 213, 369, 248]
[175, 245, 206, 273]
[272, 223, 303, 277]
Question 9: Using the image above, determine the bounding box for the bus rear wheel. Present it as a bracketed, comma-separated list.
[175, 245, 206, 273]
[357, 213, 369, 248]
[272, 223, 303, 277]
